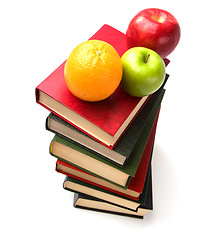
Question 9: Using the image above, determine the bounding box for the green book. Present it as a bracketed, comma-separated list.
[50, 88, 165, 188]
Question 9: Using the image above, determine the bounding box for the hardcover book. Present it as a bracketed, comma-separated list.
[73, 168, 152, 219]
[46, 75, 169, 167]
[56, 110, 157, 200]
[36, 24, 150, 148]
[73, 194, 147, 219]
[50, 88, 165, 188]
[64, 164, 152, 212]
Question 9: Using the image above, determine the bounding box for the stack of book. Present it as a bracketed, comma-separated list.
[35, 24, 169, 219]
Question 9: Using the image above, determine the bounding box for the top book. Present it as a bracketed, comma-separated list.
[35, 24, 149, 148]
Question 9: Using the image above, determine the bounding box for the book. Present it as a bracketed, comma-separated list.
[73, 194, 146, 219]
[56, 109, 158, 200]
[73, 168, 152, 219]
[46, 75, 169, 167]
[50, 88, 165, 188]
[64, 163, 152, 212]
[35, 24, 150, 148]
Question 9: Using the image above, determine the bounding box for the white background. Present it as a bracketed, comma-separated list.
[1, 0, 212, 239]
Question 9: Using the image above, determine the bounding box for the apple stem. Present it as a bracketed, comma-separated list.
[145, 54, 150, 63]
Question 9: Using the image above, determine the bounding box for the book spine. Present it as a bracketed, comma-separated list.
[73, 193, 79, 207]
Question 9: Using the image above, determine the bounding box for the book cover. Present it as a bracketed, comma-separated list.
[56, 110, 158, 200]
[50, 88, 165, 188]
[46, 73, 169, 167]
[36, 24, 150, 148]
[73, 169, 152, 219]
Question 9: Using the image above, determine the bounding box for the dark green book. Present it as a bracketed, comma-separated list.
[50, 89, 165, 188]
[47, 74, 169, 167]
[67, 164, 152, 213]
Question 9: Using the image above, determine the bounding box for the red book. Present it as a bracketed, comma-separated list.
[35, 24, 149, 148]
[56, 110, 159, 200]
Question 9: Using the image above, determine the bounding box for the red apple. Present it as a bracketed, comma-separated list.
[126, 8, 181, 59]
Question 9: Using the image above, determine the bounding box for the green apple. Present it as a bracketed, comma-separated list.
[120, 47, 166, 97]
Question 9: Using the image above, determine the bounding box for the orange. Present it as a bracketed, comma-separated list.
[64, 40, 123, 102]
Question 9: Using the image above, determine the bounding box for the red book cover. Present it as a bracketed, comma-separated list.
[35, 24, 149, 148]
[56, 110, 159, 200]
